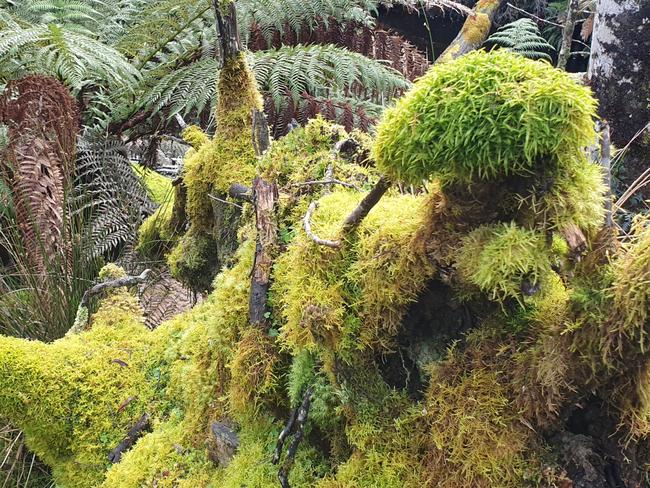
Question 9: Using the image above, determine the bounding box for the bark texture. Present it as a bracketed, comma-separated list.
[588, 0, 650, 195]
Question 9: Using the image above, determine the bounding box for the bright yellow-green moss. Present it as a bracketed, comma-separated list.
[0, 285, 163, 488]
[456, 223, 553, 303]
[137, 197, 176, 257]
[373, 50, 598, 185]
[132, 164, 173, 206]
[181, 125, 209, 150]
[273, 189, 434, 355]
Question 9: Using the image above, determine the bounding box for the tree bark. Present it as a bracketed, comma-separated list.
[249, 177, 279, 329]
[436, 0, 504, 63]
[213, 0, 241, 66]
[588, 0, 650, 197]
[557, 0, 579, 69]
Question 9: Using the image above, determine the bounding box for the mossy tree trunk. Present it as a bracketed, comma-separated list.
[436, 0, 504, 63]
[588, 0, 650, 195]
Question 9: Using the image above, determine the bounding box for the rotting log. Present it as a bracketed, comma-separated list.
[249, 177, 279, 329]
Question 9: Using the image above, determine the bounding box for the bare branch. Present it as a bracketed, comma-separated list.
[557, 0, 580, 70]
[81, 269, 152, 308]
[599, 121, 613, 228]
[341, 176, 391, 234]
[108, 414, 151, 464]
[303, 202, 341, 249]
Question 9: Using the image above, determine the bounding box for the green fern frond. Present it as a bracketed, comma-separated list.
[238, 0, 379, 46]
[0, 24, 139, 90]
[250, 44, 410, 110]
[486, 19, 555, 62]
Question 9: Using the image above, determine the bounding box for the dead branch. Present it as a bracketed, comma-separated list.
[289, 179, 359, 191]
[213, 0, 241, 67]
[437, 0, 505, 63]
[108, 414, 151, 464]
[303, 202, 341, 249]
[208, 193, 244, 210]
[599, 121, 613, 228]
[557, 0, 580, 70]
[80, 269, 152, 308]
[272, 387, 314, 488]
[341, 176, 392, 234]
[249, 177, 279, 328]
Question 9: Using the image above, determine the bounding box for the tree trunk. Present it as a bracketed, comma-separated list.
[588, 0, 650, 196]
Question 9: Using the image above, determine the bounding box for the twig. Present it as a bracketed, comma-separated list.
[303, 202, 341, 249]
[108, 414, 151, 464]
[289, 179, 359, 191]
[557, 0, 579, 70]
[341, 176, 391, 234]
[80, 269, 152, 308]
[208, 193, 243, 210]
[273, 387, 314, 488]
[506, 3, 564, 27]
[174, 113, 187, 130]
[599, 121, 613, 228]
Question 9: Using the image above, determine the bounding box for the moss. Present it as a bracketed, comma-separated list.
[273, 189, 434, 355]
[456, 223, 555, 303]
[373, 50, 598, 185]
[132, 164, 173, 206]
[181, 125, 209, 150]
[167, 230, 219, 292]
[137, 197, 177, 257]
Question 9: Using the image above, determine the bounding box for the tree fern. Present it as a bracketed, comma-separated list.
[250, 44, 410, 110]
[0, 24, 139, 90]
[237, 0, 380, 46]
[485, 19, 555, 62]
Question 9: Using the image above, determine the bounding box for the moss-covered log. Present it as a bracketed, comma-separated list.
[4, 50, 650, 488]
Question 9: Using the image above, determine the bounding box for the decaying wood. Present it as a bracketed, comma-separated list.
[252, 108, 271, 157]
[208, 422, 239, 467]
[108, 413, 151, 464]
[249, 177, 279, 328]
[599, 121, 613, 228]
[80, 269, 152, 309]
[228, 183, 253, 202]
[272, 387, 314, 488]
[174, 113, 188, 130]
[561, 224, 587, 259]
[557, 0, 579, 70]
[341, 176, 392, 234]
[303, 202, 342, 249]
[213, 0, 241, 66]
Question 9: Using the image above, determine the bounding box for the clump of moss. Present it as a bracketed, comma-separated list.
[373, 50, 597, 185]
[273, 189, 434, 355]
[132, 164, 173, 205]
[456, 223, 555, 303]
[181, 125, 210, 150]
[167, 231, 219, 292]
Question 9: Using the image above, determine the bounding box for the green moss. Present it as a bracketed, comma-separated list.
[132, 164, 173, 206]
[457, 223, 555, 303]
[373, 50, 597, 185]
[181, 125, 209, 150]
[167, 231, 219, 292]
[273, 189, 434, 355]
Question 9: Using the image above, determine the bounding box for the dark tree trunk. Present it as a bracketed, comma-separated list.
[588, 0, 650, 196]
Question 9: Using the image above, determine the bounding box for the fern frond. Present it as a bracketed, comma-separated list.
[0, 24, 139, 90]
[250, 44, 410, 110]
[485, 19, 555, 62]
[238, 0, 380, 46]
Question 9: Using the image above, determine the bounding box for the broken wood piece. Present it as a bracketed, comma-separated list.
[249, 177, 279, 328]
[561, 224, 587, 259]
[208, 422, 239, 467]
[108, 413, 151, 463]
[341, 176, 391, 234]
[228, 183, 252, 202]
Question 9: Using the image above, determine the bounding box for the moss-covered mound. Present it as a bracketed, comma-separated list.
[2, 50, 650, 488]
[373, 49, 597, 185]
